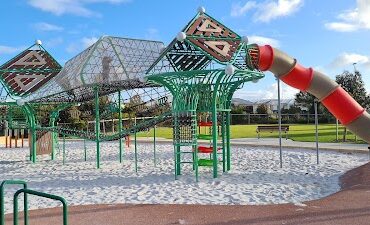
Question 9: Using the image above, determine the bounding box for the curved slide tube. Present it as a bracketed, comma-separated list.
[247, 45, 370, 144]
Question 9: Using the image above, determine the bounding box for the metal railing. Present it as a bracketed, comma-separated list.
[0, 180, 28, 225]
[13, 189, 68, 225]
[0, 180, 68, 225]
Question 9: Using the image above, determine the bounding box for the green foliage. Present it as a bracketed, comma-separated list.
[230, 105, 245, 114]
[335, 70, 370, 109]
[256, 104, 268, 114]
[281, 105, 301, 114]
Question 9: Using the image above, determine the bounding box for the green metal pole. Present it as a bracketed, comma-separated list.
[221, 112, 226, 172]
[193, 112, 199, 182]
[24, 105, 37, 163]
[0, 181, 28, 225]
[95, 86, 100, 169]
[176, 145, 181, 175]
[212, 108, 218, 178]
[134, 117, 138, 173]
[50, 116, 56, 160]
[118, 90, 123, 163]
[153, 124, 156, 166]
[226, 111, 231, 171]
[63, 134, 66, 165]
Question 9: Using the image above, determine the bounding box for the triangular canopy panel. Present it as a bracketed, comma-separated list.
[0, 43, 61, 98]
[25, 36, 165, 103]
[147, 12, 246, 75]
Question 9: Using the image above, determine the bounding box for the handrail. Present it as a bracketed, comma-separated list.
[0, 180, 28, 225]
[13, 189, 68, 225]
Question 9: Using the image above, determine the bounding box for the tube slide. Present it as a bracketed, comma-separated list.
[247, 44, 370, 144]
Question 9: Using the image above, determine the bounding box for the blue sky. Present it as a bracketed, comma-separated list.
[1, 0, 369, 100]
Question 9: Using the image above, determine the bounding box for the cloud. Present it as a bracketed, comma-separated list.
[145, 28, 160, 40]
[234, 82, 299, 100]
[81, 37, 99, 48]
[325, 0, 370, 32]
[27, 0, 130, 17]
[33, 22, 64, 31]
[248, 35, 280, 47]
[45, 37, 64, 47]
[231, 0, 304, 22]
[0, 45, 25, 55]
[330, 52, 370, 68]
[66, 36, 99, 53]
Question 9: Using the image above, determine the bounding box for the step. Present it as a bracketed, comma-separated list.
[198, 159, 213, 167]
[197, 134, 213, 140]
[197, 146, 222, 153]
[198, 121, 212, 127]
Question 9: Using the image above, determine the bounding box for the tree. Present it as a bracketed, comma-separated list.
[294, 91, 332, 122]
[256, 104, 268, 114]
[295, 92, 316, 113]
[335, 70, 370, 109]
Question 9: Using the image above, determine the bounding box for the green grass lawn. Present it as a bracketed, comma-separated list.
[136, 124, 364, 143]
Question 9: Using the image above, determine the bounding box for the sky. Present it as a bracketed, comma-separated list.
[0, 0, 370, 101]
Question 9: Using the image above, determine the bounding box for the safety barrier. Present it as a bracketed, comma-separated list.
[0, 180, 68, 225]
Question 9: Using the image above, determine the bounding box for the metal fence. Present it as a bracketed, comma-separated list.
[230, 113, 336, 125]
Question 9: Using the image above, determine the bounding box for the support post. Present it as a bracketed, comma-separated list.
[336, 119, 339, 142]
[5, 121, 8, 148]
[63, 134, 66, 165]
[50, 116, 57, 160]
[15, 129, 18, 148]
[134, 117, 138, 173]
[95, 86, 100, 169]
[21, 129, 24, 148]
[153, 124, 156, 166]
[118, 90, 123, 163]
[221, 112, 226, 172]
[277, 78, 283, 168]
[314, 99, 319, 164]
[226, 111, 231, 171]
[212, 108, 218, 178]
[9, 129, 12, 148]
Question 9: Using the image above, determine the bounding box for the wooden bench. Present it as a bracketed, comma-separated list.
[256, 125, 289, 139]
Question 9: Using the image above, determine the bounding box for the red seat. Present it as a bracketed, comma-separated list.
[196, 146, 221, 153]
[198, 121, 212, 127]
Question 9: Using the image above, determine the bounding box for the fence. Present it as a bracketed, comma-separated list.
[230, 113, 336, 125]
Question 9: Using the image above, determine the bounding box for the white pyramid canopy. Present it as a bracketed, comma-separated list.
[25, 36, 165, 103]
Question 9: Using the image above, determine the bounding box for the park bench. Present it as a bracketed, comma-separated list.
[256, 125, 290, 139]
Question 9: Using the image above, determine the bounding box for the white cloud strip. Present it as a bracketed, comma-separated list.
[330, 52, 370, 69]
[231, 0, 304, 23]
[33, 22, 64, 31]
[248, 35, 281, 48]
[0, 45, 25, 55]
[325, 0, 370, 32]
[27, 0, 130, 17]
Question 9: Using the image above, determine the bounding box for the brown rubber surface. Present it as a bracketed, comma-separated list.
[4, 162, 370, 225]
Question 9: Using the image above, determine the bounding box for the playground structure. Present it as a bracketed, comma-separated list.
[0, 7, 369, 183]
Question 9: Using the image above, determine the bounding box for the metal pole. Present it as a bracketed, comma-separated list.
[153, 124, 156, 166]
[314, 99, 319, 164]
[277, 78, 283, 168]
[95, 86, 100, 169]
[63, 134, 66, 165]
[118, 90, 123, 163]
[336, 119, 339, 142]
[226, 111, 231, 171]
[212, 106, 218, 178]
[134, 117, 138, 173]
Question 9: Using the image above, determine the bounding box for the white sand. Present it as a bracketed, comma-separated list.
[0, 141, 367, 213]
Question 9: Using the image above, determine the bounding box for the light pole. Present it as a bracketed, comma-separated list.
[353, 62, 357, 73]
